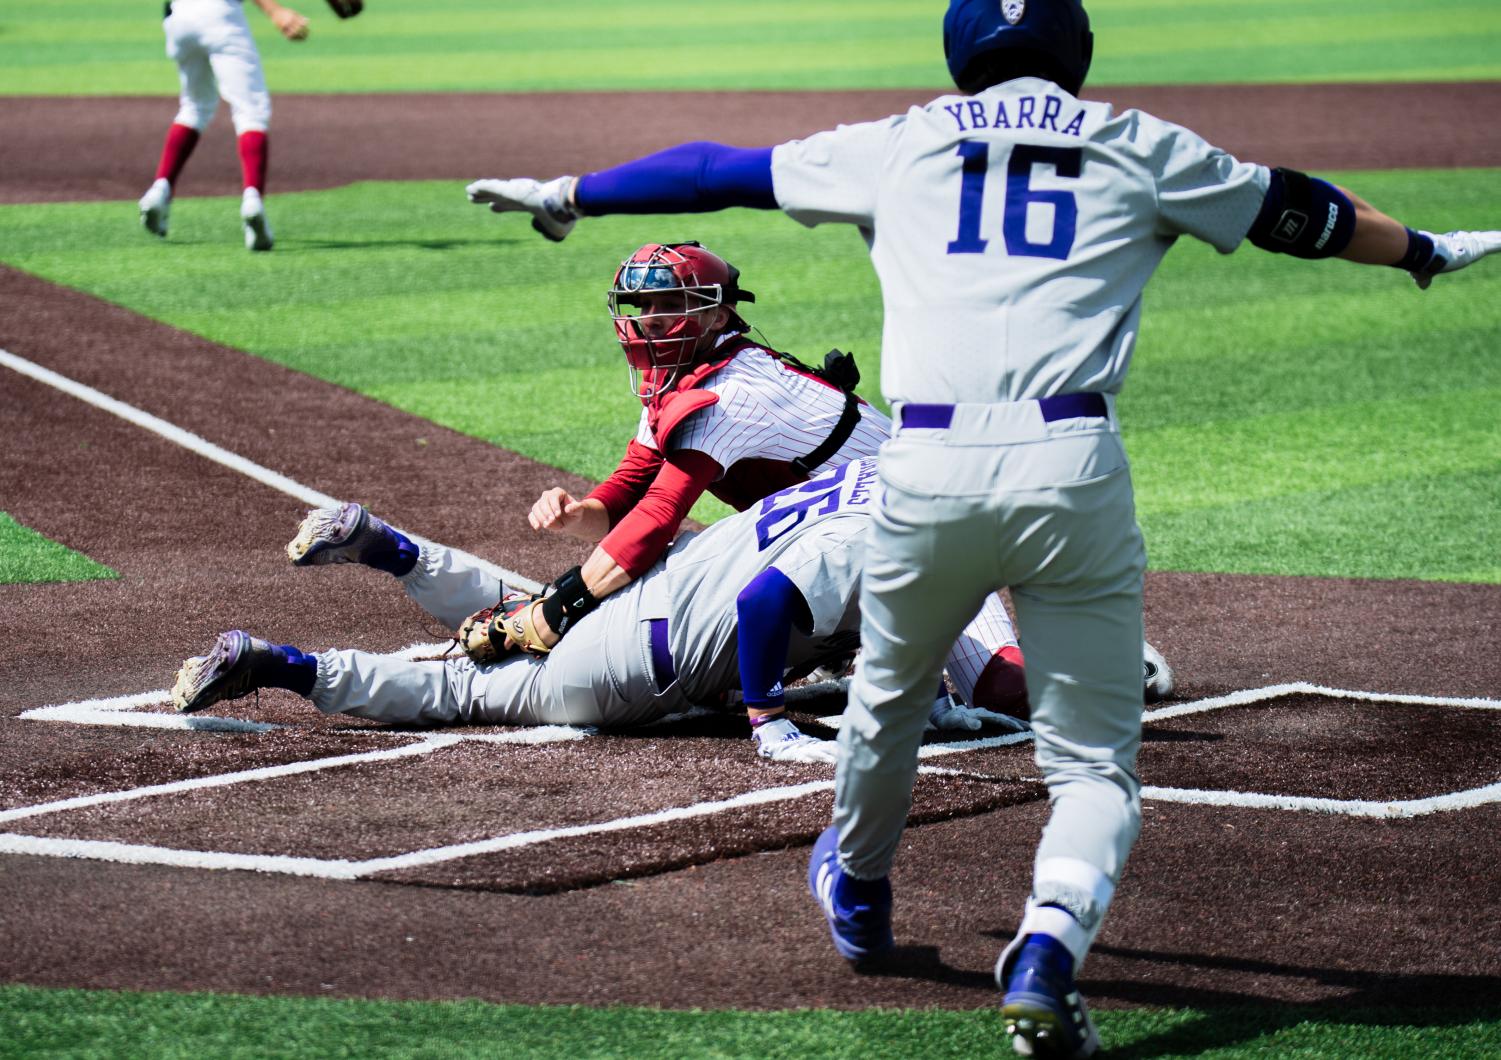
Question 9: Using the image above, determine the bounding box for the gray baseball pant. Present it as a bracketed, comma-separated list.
[834, 399, 1146, 950]
[309, 543, 688, 728]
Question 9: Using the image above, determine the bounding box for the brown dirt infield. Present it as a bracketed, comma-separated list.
[1, 86, 1499, 1017]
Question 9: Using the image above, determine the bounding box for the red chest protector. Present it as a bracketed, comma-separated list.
[644, 338, 860, 512]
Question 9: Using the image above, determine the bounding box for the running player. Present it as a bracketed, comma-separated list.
[138, 0, 310, 251]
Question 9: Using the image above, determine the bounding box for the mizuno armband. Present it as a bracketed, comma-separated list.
[1247, 168, 1356, 259]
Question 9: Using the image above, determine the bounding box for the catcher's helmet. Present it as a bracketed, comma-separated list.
[943, 0, 1094, 96]
[607, 242, 755, 400]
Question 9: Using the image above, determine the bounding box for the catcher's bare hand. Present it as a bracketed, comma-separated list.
[1411, 229, 1501, 289]
[465, 177, 579, 242]
[529, 487, 586, 532]
[272, 5, 310, 40]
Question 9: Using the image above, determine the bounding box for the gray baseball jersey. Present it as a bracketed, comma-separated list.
[766, 78, 1270, 915]
[771, 77, 1269, 403]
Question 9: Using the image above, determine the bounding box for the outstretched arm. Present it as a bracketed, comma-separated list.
[735, 567, 837, 764]
[1246, 167, 1500, 289]
[466, 142, 777, 241]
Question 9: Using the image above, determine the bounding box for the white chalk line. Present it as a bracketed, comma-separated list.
[0, 735, 466, 825]
[0, 779, 835, 881]
[0, 347, 540, 593]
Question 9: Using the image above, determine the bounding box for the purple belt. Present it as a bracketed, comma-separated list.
[900, 393, 1107, 429]
[648, 617, 676, 689]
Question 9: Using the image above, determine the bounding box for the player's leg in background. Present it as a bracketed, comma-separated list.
[204, 6, 274, 249]
[141, 15, 217, 236]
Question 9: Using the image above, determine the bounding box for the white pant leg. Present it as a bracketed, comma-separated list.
[166, 14, 220, 130]
[203, 4, 271, 134]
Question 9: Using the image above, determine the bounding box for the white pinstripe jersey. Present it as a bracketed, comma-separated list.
[634, 341, 893, 471]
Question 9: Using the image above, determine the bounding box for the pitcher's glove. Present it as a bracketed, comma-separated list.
[458, 592, 548, 664]
[324, 0, 363, 17]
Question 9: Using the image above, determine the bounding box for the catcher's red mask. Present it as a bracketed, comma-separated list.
[606, 242, 754, 401]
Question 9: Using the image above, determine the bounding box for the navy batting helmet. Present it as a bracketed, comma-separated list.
[943, 0, 1094, 96]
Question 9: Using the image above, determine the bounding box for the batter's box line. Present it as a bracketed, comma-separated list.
[0, 778, 836, 882]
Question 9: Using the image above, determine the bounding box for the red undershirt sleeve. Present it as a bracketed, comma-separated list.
[586, 439, 665, 528]
[597, 448, 722, 577]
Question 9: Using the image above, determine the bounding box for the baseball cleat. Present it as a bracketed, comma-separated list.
[1143, 641, 1174, 703]
[241, 187, 273, 251]
[807, 824, 894, 963]
[999, 934, 1100, 1059]
[171, 630, 275, 714]
[139, 178, 171, 238]
[286, 502, 407, 568]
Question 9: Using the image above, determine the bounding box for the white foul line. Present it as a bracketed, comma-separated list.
[0, 347, 540, 593]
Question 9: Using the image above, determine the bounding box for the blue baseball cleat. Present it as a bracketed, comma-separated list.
[999, 933, 1100, 1058]
[806, 825, 893, 963]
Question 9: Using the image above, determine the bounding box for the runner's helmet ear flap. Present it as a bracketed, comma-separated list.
[943, 0, 1094, 96]
[607, 241, 756, 401]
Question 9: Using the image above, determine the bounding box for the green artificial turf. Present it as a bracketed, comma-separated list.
[2, 0, 1498, 95]
[1, 171, 1497, 582]
[2, 984, 1499, 1059]
[0, 511, 117, 585]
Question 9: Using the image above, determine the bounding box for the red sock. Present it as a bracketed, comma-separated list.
[154, 123, 201, 184]
[237, 130, 269, 193]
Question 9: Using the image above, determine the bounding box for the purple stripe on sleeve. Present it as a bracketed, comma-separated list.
[576, 142, 777, 215]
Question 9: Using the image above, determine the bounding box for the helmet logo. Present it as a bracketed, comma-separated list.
[1001, 0, 1025, 26]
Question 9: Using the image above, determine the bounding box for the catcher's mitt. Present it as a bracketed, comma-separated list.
[457, 592, 548, 665]
[324, 0, 363, 18]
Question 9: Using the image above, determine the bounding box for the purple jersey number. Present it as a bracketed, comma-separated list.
[948, 142, 1083, 261]
[754, 462, 851, 551]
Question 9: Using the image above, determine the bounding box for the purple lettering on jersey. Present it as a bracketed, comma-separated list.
[968, 100, 989, 129]
[943, 102, 969, 132]
[1060, 109, 1085, 136]
[1016, 97, 1036, 129]
[847, 459, 879, 508]
[991, 99, 1011, 129]
[1039, 96, 1062, 132]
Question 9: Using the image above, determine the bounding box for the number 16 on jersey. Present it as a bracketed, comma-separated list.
[948, 141, 1083, 261]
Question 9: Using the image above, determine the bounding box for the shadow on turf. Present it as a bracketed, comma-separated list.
[849, 945, 997, 993]
[1086, 944, 1501, 1057]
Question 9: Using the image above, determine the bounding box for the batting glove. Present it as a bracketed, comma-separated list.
[926, 693, 1030, 734]
[752, 716, 839, 764]
[1409, 229, 1501, 290]
[465, 176, 579, 242]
